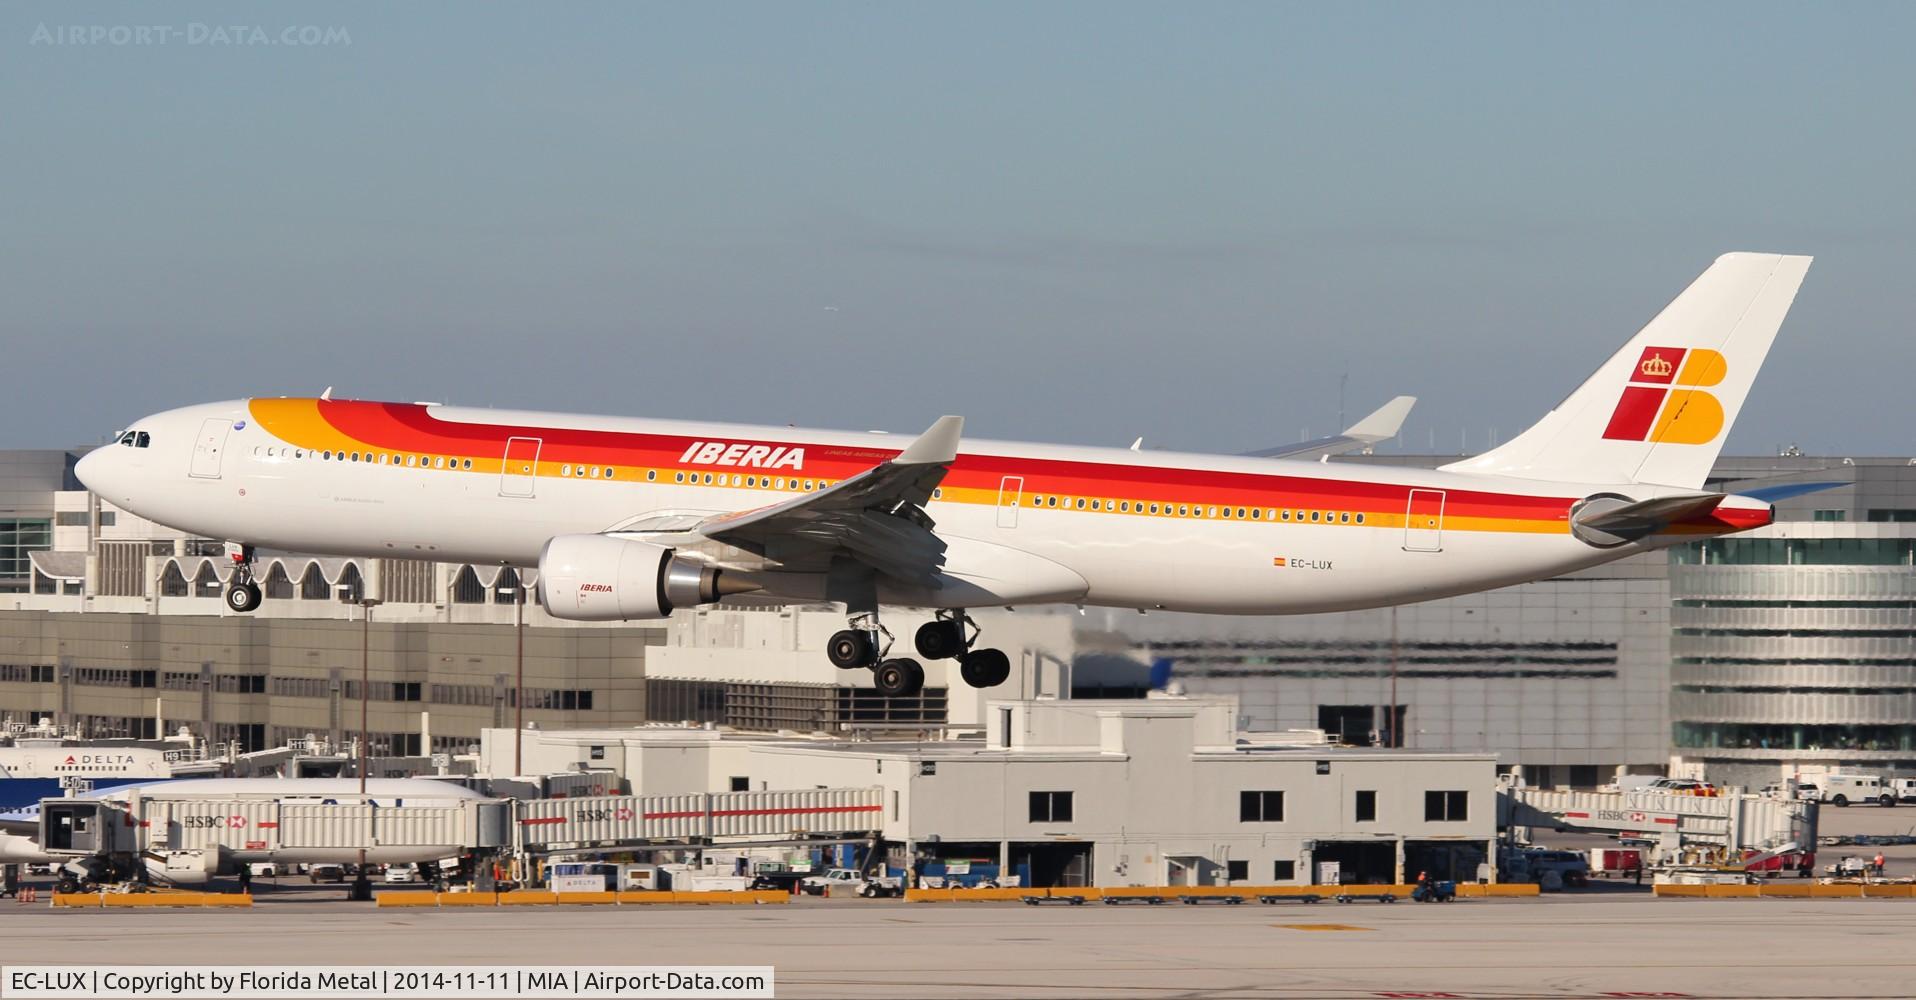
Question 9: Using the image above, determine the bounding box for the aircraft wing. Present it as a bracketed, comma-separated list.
[686, 416, 964, 586]
[1243, 396, 1415, 461]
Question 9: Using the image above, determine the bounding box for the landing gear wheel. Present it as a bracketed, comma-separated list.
[959, 648, 1012, 689]
[225, 581, 263, 614]
[914, 620, 966, 660]
[873, 658, 925, 698]
[828, 630, 877, 669]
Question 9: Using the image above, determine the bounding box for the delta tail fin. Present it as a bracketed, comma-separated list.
[1441, 253, 1811, 489]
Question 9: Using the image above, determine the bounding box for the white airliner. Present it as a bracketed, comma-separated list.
[78, 253, 1811, 698]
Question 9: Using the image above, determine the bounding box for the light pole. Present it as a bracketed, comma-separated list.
[353, 594, 381, 900]
[500, 577, 525, 774]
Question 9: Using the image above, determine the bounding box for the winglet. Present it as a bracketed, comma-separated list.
[895, 415, 964, 465]
[1344, 395, 1416, 442]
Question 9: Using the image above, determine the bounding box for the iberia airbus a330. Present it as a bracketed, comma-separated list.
[79, 253, 1811, 697]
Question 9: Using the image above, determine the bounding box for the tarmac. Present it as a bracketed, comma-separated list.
[6, 891, 1916, 999]
[3, 808, 1913, 999]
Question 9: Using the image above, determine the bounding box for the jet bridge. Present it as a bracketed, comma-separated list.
[1499, 787, 1816, 861]
[32, 786, 888, 884]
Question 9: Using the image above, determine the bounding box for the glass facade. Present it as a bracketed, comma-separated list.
[1669, 538, 1916, 763]
[1672, 537, 1916, 566]
[0, 518, 52, 593]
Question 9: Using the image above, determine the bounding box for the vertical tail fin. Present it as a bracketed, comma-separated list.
[1441, 252, 1812, 488]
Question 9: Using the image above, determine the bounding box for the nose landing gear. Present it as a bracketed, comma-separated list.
[223, 544, 262, 614]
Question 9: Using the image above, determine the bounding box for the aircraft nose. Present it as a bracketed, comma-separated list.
[75, 444, 127, 503]
[75, 448, 106, 492]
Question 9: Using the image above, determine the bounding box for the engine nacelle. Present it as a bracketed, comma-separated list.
[536, 534, 742, 621]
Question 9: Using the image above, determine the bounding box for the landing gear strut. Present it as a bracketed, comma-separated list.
[224, 544, 262, 614]
[914, 611, 1011, 690]
[829, 613, 927, 698]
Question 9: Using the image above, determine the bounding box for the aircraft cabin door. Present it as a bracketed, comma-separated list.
[189, 417, 231, 479]
[1403, 489, 1445, 552]
[500, 436, 542, 498]
[996, 476, 1024, 528]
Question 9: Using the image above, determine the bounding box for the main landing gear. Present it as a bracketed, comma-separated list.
[224, 544, 262, 614]
[826, 611, 1011, 698]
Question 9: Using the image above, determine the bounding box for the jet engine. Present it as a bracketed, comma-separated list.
[536, 534, 754, 621]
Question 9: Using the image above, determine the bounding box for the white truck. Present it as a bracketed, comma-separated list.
[1890, 778, 1916, 804]
[801, 867, 904, 898]
[1818, 773, 1894, 807]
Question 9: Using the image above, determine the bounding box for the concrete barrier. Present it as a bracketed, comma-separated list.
[375, 893, 442, 908]
[554, 891, 621, 905]
[616, 891, 686, 904]
[436, 892, 500, 907]
[101, 891, 251, 908]
[498, 891, 560, 906]
[51, 893, 100, 908]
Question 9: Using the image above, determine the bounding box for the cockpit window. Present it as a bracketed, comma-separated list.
[135, 432, 150, 449]
[118, 432, 135, 447]
[117, 431, 152, 448]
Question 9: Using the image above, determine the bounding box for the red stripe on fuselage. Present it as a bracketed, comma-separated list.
[306, 400, 1581, 521]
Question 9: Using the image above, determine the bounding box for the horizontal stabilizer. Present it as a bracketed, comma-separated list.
[1567, 490, 1781, 547]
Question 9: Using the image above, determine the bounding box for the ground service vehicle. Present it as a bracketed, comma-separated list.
[1819, 774, 1894, 807]
[802, 868, 903, 898]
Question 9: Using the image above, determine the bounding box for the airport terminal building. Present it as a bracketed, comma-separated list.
[1, 448, 1912, 787]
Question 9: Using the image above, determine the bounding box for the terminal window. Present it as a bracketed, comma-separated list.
[1273, 860, 1296, 881]
[1354, 790, 1376, 822]
[1029, 790, 1073, 823]
[1227, 860, 1249, 882]
[1424, 790, 1468, 822]
[1240, 790, 1285, 822]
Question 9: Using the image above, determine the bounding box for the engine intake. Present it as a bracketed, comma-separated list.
[536, 534, 751, 621]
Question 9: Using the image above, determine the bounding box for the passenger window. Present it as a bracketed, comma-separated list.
[746, 476, 756, 487]
[703, 473, 714, 484]
[1206, 507, 1217, 518]
[1074, 498, 1085, 509]
[562, 465, 572, 477]
[1355, 513, 1366, 524]
[647, 470, 656, 482]
[323, 451, 332, 460]
[1251, 508, 1261, 519]
[435, 457, 445, 469]
[1340, 512, 1350, 523]
[589, 466, 600, 478]
[1178, 505, 1188, 516]
[464, 459, 474, 470]
[674, 472, 685, 483]
[1222, 507, 1232, 519]
[1310, 511, 1320, 522]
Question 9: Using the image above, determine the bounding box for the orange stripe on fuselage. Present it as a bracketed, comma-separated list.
[242, 398, 1751, 539]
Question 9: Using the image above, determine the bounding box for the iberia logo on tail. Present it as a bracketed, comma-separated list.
[1601, 346, 1726, 444]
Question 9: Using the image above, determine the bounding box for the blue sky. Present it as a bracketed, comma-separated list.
[4, 3, 1912, 456]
